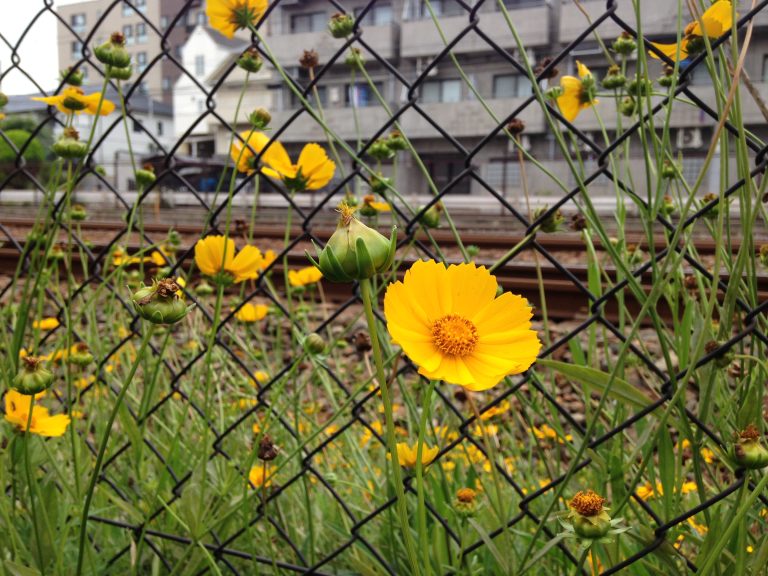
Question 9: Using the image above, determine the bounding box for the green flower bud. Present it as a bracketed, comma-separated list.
[53, 128, 88, 159]
[627, 78, 652, 97]
[370, 172, 392, 195]
[136, 164, 156, 189]
[195, 280, 215, 296]
[702, 193, 720, 220]
[567, 490, 611, 539]
[453, 488, 478, 519]
[94, 32, 131, 68]
[48, 245, 66, 262]
[466, 244, 480, 258]
[419, 203, 443, 229]
[661, 160, 678, 180]
[368, 139, 394, 161]
[660, 195, 676, 216]
[329, 13, 355, 39]
[545, 86, 564, 100]
[658, 66, 676, 88]
[127, 269, 143, 289]
[387, 130, 407, 151]
[307, 203, 396, 283]
[686, 36, 705, 56]
[612, 32, 637, 56]
[704, 340, 732, 369]
[343, 192, 359, 207]
[345, 47, 364, 69]
[68, 343, 94, 367]
[304, 332, 326, 355]
[108, 65, 133, 81]
[248, 107, 271, 130]
[358, 201, 378, 218]
[167, 229, 182, 247]
[620, 96, 637, 117]
[131, 278, 194, 325]
[69, 204, 88, 222]
[534, 206, 565, 233]
[60, 67, 84, 87]
[759, 245, 768, 268]
[626, 243, 644, 266]
[601, 65, 626, 90]
[13, 356, 55, 395]
[730, 425, 768, 469]
[238, 48, 263, 73]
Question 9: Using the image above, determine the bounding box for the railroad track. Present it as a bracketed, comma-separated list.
[2, 216, 766, 322]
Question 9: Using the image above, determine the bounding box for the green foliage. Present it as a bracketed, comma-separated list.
[0, 128, 47, 189]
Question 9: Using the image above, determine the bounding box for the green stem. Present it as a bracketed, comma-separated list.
[75, 324, 155, 576]
[416, 380, 437, 576]
[24, 396, 46, 575]
[359, 277, 421, 576]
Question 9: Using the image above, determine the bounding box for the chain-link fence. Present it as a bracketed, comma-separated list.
[2, 0, 768, 574]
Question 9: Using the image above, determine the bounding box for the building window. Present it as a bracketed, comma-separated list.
[354, 3, 393, 26]
[70, 13, 86, 33]
[498, 0, 544, 8]
[71, 41, 83, 59]
[421, 79, 462, 103]
[133, 119, 143, 133]
[137, 52, 148, 72]
[160, 16, 169, 30]
[136, 23, 147, 44]
[681, 156, 706, 183]
[486, 159, 521, 192]
[162, 76, 171, 91]
[425, 155, 471, 194]
[194, 55, 205, 76]
[122, 24, 134, 45]
[197, 11, 207, 25]
[290, 12, 326, 33]
[157, 121, 164, 137]
[346, 82, 383, 107]
[492, 74, 532, 99]
[407, 0, 464, 19]
[291, 86, 327, 108]
[135, 0, 147, 13]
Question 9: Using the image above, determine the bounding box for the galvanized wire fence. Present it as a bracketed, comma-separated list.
[2, 0, 768, 574]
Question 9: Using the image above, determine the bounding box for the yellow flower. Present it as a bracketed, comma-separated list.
[360, 421, 383, 447]
[32, 86, 115, 116]
[384, 260, 541, 391]
[194, 235, 262, 283]
[206, 0, 268, 39]
[33, 317, 60, 331]
[396, 442, 439, 468]
[556, 61, 598, 122]
[480, 399, 511, 420]
[235, 302, 269, 323]
[687, 517, 708, 535]
[362, 194, 391, 212]
[650, 0, 734, 61]
[231, 132, 335, 191]
[248, 464, 274, 488]
[4, 390, 71, 437]
[250, 371, 269, 385]
[260, 249, 277, 271]
[288, 266, 323, 287]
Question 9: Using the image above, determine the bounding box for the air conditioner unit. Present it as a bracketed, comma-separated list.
[677, 128, 703, 149]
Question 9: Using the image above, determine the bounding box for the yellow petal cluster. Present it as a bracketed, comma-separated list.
[650, 1, 734, 61]
[194, 235, 262, 283]
[32, 86, 115, 116]
[206, 0, 268, 39]
[556, 61, 598, 122]
[384, 260, 541, 391]
[288, 266, 323, 287]
[231, 132, 335, 191]
[396, 442, 439, 468]
[235, 302, 269, 323]
[4, 390, 71, 437]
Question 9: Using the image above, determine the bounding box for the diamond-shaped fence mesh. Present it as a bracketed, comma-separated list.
[1, 0, 768, 574]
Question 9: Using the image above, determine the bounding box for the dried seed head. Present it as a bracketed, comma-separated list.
[739, 424, 760, 442]
[300, 49, 319, 69]
[258, 434, 279, 461]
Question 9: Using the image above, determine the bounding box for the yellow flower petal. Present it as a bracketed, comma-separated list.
[297, 143, 336, 190]
[227, 244, 262, 282]
[194, 235, 235, 276]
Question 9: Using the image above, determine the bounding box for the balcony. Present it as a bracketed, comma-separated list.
[560, 0, 692, 44]
[401, 4, 550, 57]
[265, 23, 398, 66]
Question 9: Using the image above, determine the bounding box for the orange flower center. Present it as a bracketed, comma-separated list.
[569, 490, 605, 516]
[431, 314, 478, 357]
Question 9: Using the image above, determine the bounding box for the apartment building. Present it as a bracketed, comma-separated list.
[57, 0, 206, 104]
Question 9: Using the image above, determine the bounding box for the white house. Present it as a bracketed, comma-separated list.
[172, 25, 249, 157]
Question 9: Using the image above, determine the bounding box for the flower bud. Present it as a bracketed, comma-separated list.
[94, 32, 131, 68]
[612, 32, 637, 56]
[69, 204, 88, 222]
[658, 66, 676, 88]
[248, 107, 271, 129]
[329, 13, 355, 38]
[506, 118, 526, 136]
[68, 343, 94, 367]
[127, 269, 142, 289]
[13, 356, 55, 395]
[307, 203, 396, 283]
[702, 193, 720, 220]
[626, 243, 644, 266]
[135, 164, 156, 189]
[370, 172, 392, 195]
[534, 206, 564, 233]
[759, 245, 768, 268]
[545, 86, 564, 100]
[131, 278, 194, 325]
[52, 127, 88, 159]
[627, 78, 652, 98]
[195, 280, 215, 296]
[419, 203, 443, 229]
[453, 488, 478, 518]
[108, 65, 133, 81]
[567, 490, 611, 539]
[704, 340, 732, 369]
[660, 194, 676, 216]
[601, 65, 626, 90]
[731, 425, 768, 469]
[48, 245, 66, 262]
[304, 332, 326, 355]
[661, 160, 678, 180]
[345, 47, 364, 69]
[359, 195, 378, 218]
[167, 229, 182, 247]
[238, 48, 263, 73]
[620, 96, 637, 117]
[466, 244, 480, 258]
[368, 139, 394, 161]
[60, 67, 84, 87]
[387, 130, 407, 151]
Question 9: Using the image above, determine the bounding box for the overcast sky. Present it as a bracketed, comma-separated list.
[0, 0, 83, 96]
